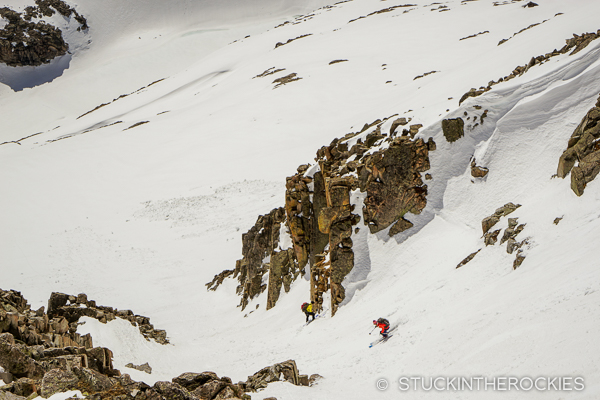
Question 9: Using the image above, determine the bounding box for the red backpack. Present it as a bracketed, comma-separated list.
[301, 302, 309, 312]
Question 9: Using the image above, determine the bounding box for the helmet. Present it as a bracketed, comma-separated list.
[373, 320, 377, 325]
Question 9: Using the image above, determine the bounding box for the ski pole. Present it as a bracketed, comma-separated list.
[369, 325, 377, 335]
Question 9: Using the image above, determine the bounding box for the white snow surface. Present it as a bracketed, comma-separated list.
[1, 0, 600, 399]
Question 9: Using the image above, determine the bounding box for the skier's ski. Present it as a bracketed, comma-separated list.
[369, 324, 399, 347]
[304, 313, 323, 326]
[369, 334, 393, 348]
[303, 307, 328, 326]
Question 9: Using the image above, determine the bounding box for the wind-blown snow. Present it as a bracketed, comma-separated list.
[1, 0, 600, 399]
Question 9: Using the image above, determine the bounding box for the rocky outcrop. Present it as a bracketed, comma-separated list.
[209, 116, 434, 316]
[471, 159, 489, 178]
[205, 270, 235, 291]
[442, 118, 464, 142]
[456, 249, 481, 269]
[2, 289, 323, 400]
[0, 290, 123, 388]
[0, 0, 87, 67]
[360, 137, 430, 234]
[125, 362, 152, 374]
[272, 73, 302, 89]
[458, 205, 527, 270]
[481, 203, 520, 234]
[47, 291, 169, 345]
[557, 94, 600, 196]
[227, 208, 288, 310]
[241, 360, 310, 393]
[275, 34, 312, 49]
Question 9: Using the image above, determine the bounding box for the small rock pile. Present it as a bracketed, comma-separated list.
[456, 203, 528, 269]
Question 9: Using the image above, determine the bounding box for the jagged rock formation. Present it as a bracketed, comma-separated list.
[228, 208, 289, 310]
[241, 360, 312, 392]
[208, 116, 434, 315]
[0, 289, 119, 397]
[205, 270, 234, 291]
[0, 0, 87, 67]
[360, 137, 431, 234]
[47, 292, 169, 345]
[1, 289, 93, 351]
[1, 289, 321, 399]
[457, 204, 527, 269]
[481, 202, 520, 234]
[557, 94, 600, 196]
[459, 30, 600, 105]
[125, 362, 152, 374]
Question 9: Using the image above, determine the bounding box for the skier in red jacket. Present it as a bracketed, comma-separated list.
[373, 318, 390, 338]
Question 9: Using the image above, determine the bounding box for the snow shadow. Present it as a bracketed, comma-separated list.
[0, 54, 71, 91]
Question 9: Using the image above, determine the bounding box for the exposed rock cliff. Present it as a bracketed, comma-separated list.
[208, 117, 434, 315]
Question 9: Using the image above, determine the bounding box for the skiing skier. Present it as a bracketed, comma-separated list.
[373, 318, 390, 338]
[301, 301, 316, 323]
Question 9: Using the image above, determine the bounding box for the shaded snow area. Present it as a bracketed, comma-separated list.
[1, 0, 600, 399]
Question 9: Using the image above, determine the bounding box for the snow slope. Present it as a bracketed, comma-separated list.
[1, 0, 600, 399]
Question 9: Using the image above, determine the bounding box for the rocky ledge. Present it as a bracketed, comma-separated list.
[0, 288, 320, 400]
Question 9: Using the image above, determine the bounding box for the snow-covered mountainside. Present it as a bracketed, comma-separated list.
[1, 0, 600, 399]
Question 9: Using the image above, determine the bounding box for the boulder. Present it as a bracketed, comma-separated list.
[72, 367, 114, 394]
[40, 368, 79, 398]
[388, 217, 413, 236]
[0, 334, 44, 380]
[571, 151, 600, 196]
[0, 392, 26, 400]
[481, 203, 521, 234]
[154, 381, 195, 400]
[245, 360, 301, 392]
[125, 362, 152, 374]
[442, 118, 464, 142]
[389, 118, 408, 135]
[173, 372, 218, 392]
[471, 160, 489, 178]
[192, 379, 227, 399]
[0, 378, 36, 397]
[513, 254, 526, 269]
